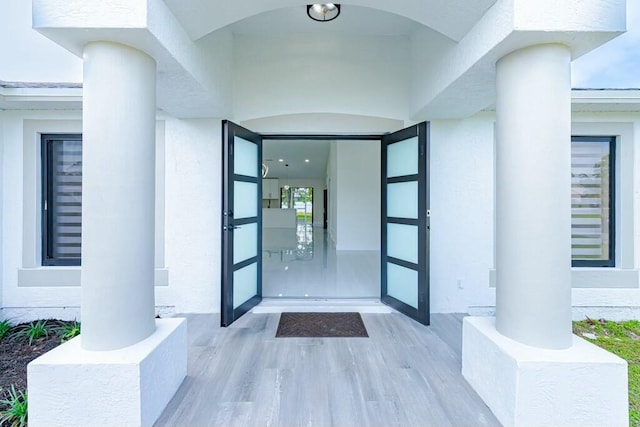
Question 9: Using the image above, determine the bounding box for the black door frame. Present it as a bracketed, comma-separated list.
[221, 121, 264, 327]
[380, 122, 430, 325]
[221, 128, 430, 326]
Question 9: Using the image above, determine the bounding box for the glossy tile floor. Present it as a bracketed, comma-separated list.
[262, 223, 379, 298]
[155, 312, 501, 427]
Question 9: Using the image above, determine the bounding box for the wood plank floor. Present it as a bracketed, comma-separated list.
[155, 313, 500, 427]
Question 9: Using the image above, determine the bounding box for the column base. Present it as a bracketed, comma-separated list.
[28, 318, 187, 427]
[462, 316, 628, 427]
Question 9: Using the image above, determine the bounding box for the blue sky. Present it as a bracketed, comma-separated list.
[572, 2, 640, 88]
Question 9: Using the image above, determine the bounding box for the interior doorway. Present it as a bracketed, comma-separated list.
[261, 138, 381, 300]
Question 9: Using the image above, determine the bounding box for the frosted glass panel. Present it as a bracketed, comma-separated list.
[387, 137, 418, 178]
[234, 136, 258, 177]
[387, 223, 418, 264]
[387, 263, 418, 309]
[234, 263, 257, 309]
[387, 181, 418, 219]
[234, 222, 257, 264]
[234, 181, 257, 219]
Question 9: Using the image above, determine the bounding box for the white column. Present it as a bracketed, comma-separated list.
[495, 44, 572, 349]
[81, 41, 156, 350]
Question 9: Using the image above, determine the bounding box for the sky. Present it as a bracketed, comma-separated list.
[571, 1, 640, 88]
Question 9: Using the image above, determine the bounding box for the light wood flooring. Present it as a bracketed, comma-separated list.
[155, 312, 500, 427]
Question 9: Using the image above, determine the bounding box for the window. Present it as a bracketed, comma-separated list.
[281, 186, 313, 223]
[571, 136, 615, 267]
[42, 134, 82, 266]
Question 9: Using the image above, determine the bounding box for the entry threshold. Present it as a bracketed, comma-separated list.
[252, 298, 393, 314]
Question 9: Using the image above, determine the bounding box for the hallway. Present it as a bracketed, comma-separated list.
[262, 224, 380, 298]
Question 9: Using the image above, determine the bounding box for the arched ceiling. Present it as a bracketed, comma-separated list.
[162, 0, 497, 42]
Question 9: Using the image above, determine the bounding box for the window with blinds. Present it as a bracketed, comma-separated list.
[42, 134, 82, 266]
[571, 136, 615, 267]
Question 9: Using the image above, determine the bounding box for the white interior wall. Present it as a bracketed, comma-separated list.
[327, 142, 338, 246]
[334, 141, 381, 251]
[0, 1, 82, 82]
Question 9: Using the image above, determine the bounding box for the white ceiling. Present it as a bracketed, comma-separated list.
[263, 139, 331, 180]
[229, 6, 422, 37]
[163, 0, 497, 42]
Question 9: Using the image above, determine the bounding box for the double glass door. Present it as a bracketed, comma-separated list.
[221, 122, 430, 326]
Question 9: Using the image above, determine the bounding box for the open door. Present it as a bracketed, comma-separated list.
[381, 122, 430, 325]
[221, 121, 263, 326]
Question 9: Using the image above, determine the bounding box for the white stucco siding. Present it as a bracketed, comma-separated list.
[0, 1, 82, 83]
[233, 34, 410, 122]
[3, 109, 640, 318]
[162, 118, 221, 314]
[0, 111, 4, 311]
[1, 111, 83, 321]
[430, 114, 497, 313]
[0, 111, 174, 322]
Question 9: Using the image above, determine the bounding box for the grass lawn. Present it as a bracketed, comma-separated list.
[296, 212, 312, 222]
[573, 318, 640, 427]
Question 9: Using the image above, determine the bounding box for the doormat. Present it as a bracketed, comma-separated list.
[275, 312, 369, 338]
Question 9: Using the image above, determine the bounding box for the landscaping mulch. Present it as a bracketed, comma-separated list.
[0, 320, 74, 412]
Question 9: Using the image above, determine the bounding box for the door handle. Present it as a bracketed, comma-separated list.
[223, 225, 241, 231]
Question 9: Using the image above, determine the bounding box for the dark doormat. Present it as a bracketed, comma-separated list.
[276, 312, 369, 338]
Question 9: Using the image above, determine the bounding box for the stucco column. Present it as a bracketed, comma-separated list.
[495, 44, 572, 349]
[81, 41, 156, 350]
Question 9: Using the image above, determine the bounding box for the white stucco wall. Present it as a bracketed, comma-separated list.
[233, 34, 410, 122]
[0, 111, 640, 318]
[1, 110, 83, 321]
[0, 111, 4, 311]
[0, 1, 82, 82]
[430, 114, 497, 313]
[4, 110, 640, 319]
[162, 118, 221, 314]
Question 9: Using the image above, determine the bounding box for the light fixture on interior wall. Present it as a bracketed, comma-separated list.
[283, 164, 290, 191]
[307, 3, 341, 22]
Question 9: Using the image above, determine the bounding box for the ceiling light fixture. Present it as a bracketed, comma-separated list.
[305, 159, 310, 163]
[307, 3, 341, 22]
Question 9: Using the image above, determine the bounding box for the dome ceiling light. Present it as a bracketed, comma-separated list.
[307, 4, 341, 22]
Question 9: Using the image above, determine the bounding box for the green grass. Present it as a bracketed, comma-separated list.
[296, 212, 312, 222]
[573, 318, 640, 426]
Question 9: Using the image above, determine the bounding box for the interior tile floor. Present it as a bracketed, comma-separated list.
[155, 312, 500, 427]
[262, 223, 379, 298]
